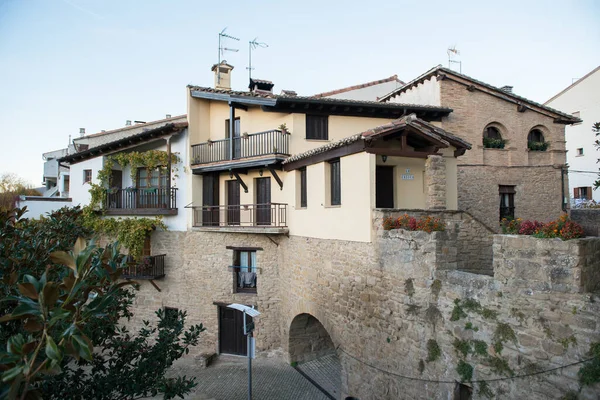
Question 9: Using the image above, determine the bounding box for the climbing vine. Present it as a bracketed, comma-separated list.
[81, 150, 179, 259]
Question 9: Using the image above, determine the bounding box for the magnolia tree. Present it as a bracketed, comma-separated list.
[0, 207, 204, 400]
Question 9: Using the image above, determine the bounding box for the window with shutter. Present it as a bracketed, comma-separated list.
[306, 115, 329, 140]
[300, 167, 307, 208]
[329, 159, 341, 206]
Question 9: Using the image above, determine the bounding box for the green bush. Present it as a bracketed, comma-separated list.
[483, 137, 507, 149]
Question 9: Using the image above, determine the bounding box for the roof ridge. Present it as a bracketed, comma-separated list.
[79, 114, 187, 139]
[312, 75, 404, 98]
[544, 65, 600, 105]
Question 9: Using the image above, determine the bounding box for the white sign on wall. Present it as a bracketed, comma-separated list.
[402, 168, 414, 180]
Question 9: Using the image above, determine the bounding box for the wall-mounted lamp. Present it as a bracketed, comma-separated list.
[381, 155, 388, 163]
[229, 170, 234, 179]
[259, 169, 263, 177]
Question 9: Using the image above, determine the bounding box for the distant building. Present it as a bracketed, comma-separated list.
[545, 65, 600, 203]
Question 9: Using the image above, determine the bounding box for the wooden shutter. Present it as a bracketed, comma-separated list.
[330, 159, 341, 206]
[300, 167, 307, 208]
[573, 188, 579, 199]
[306, 115, 328, 140]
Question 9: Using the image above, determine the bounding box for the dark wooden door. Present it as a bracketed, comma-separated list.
[376, 166, 394, 208]
[255, 177, 271, 226]
[227, 180, 240, 225]
[109, 170, 123, 208]
[202, 173, 220, 226]
[226, 118, 241, 159]
[219, 306, 251, 356]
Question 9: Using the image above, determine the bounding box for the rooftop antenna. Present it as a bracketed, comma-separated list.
[247, 37, 268, 81]
[447, 45, 462, 73]
[218, 27, 240, 84]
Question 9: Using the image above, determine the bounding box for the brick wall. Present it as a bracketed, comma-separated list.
[439, 79, 569, 231]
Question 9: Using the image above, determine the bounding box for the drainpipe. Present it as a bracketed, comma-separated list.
[229, 101, 235, 160]
[166, 136, 172, 208]
[561, 166, 567, 212]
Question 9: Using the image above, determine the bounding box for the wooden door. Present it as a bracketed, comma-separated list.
[226, 118, 241, 159]
[202, 173, 220, 226]
[376, 166, 394, 208]
[227, 180, 240, 225]
[255, 177, 271, 226]
[219, 306, 251, 356]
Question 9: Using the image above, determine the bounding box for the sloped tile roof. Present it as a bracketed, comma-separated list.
[312, 75, 404, 98]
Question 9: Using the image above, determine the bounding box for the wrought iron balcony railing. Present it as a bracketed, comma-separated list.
[122, 254, 166, 280]
[106, 188, 177, 211]
[191, 129, 290, 165]
[190, 203, 287, 228]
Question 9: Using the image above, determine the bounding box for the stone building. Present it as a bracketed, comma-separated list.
[380, 66, 581, 230]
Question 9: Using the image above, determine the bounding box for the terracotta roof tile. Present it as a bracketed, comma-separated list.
[312, 75, 404, 98]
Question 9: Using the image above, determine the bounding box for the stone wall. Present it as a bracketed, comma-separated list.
[125, 230, 283, 356]
[494, 235, 600, 294]
[373, 209, 494, 275]
[570, 209, 600, 236]
[123, 227, 600, 399]
[458, 164, 565, 232]
[438, 78, 569, 232]
[276, 231, 600, 400]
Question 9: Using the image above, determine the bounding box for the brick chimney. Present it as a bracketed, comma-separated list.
[212, 61, 234, 90]
[500, 85, 513, 94]
[249, 78, 274, 94]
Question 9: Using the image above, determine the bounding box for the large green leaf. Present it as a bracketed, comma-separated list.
[45, 336, 61, 362]
[17, 283, 38, 300]
[49, 251, 76, 274]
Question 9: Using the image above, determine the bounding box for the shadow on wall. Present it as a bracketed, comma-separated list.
[289, 313, 336, 363]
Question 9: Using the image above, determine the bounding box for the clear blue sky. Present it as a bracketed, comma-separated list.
[1, 0, 599, 185]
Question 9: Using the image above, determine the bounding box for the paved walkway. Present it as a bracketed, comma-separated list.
[296, 353, 342, 399]
[148, 355, 332, 400]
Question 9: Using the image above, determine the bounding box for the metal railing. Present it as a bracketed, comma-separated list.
[191, 203, 287, 228]
[122, 254, 166, 279]
[191, 129, 290, 164]
[106, 188, 177, 210]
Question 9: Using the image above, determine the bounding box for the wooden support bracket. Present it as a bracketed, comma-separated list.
[149, 280, 162, 292]
[231, 170, 249, 193]
[267, 165, 284, 190]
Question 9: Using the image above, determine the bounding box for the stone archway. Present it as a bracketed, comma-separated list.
[288, 313, 341, 398]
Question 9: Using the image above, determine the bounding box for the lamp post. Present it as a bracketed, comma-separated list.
[227, 304, 261, 400]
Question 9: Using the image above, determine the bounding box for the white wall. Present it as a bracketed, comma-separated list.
[546, 68, 600, 202]
[17, 198, 73, 220]
[323, 80, 403, 101]
[388, 76, 441, 106]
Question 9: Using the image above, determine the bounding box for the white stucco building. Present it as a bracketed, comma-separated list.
[546, 66, 600, 203]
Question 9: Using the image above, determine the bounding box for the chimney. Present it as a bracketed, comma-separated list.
[212, 61, 234, 90]
[79, 128, 85, 137]
[280, 89, 297, 97]
[125, 120, 132, 126]
[166, 114, 172, 119]
[500, 85, 513, 94]
[249, 78, 274, 94]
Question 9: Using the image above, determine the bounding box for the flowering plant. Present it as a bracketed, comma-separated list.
[382, 214, 445, 233]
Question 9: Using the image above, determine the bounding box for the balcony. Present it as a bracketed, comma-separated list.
[122, 254, 166, 279]
[189, 203, 288, 234]
[191, 129, 290, 166]
[105, 188, 178, 215]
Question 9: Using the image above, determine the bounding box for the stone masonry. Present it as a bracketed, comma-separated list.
[124, 220, 600, 400]
[425, 154, 447, 210]
[571, 209, 600, 237]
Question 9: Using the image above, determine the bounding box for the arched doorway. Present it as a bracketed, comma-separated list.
[289, 313, 341, 398]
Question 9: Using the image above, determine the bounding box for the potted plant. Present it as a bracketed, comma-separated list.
[278, 123, 290, 134]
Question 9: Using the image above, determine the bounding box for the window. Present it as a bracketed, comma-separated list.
[164, 307, 179, 323]
[329, 159, 341, 206]
[137, 167, 168, 188]
[574, 187, 592, 200]
[234, 250, 257, 293]
[299, 167, 307, 208]
[306, 115, 328, 140]
[483, 126, 502, 140]
[527, 128, 547, 151]
[576, 148, 584, 156]
[83, 169, 92, 184]
[499, 185, 516, 221]
[482, 125, 506, 149]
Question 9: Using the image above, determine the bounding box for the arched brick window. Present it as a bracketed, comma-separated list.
[527, 128, 548, 151]
[482, 124, 506, 149]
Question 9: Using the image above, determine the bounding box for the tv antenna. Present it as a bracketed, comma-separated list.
[217, 27, 240, 84]
[247, 37, 268, 81]
[447, 45, 462, 73]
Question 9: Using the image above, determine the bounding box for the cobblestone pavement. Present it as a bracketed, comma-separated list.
[147, 355, 331, 400]
[296, 353, 341, 399]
